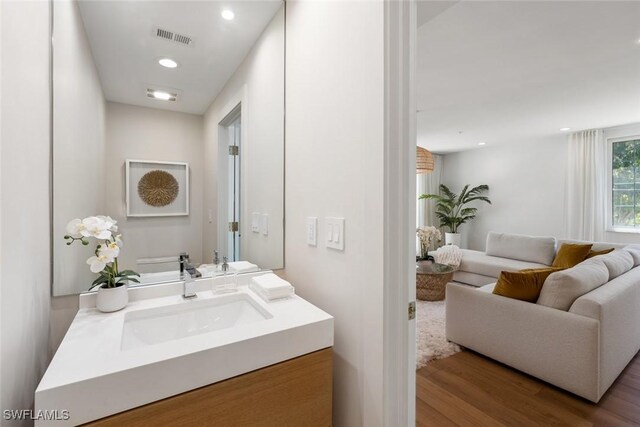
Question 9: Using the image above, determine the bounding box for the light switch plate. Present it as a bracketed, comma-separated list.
[251, 213, 260, 233]
[261, 214, 269, 236]
[325, 217, 345, 251]
[306, 217, 317, 246]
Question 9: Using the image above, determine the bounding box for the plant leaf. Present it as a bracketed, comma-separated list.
[117, 270, 140, 277]
[463, 196, 492, 205]
[91, 275, 108, 287]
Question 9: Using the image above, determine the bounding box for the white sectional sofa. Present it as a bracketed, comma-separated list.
[446, 232, 640, 402]
[453, 231, 625, 287]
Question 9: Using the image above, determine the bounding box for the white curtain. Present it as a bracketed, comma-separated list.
[564, 129, 606, 241]
[416, 155, 443, 253]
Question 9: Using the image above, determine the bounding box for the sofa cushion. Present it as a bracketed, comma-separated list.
[552, 243, 593, 269]
[493, 268, 559, 303]
[591, 250, 634, 281]
[453, 271, 496, 287]
[459, 249, 549, 278]
[478, 283, 496, 293]
[557, 239, 626, 252]
[570, 266, 640, 320]
[623, 245, 640, 267]
[537, 259, 609, 311]
[486, 232, 556, 265]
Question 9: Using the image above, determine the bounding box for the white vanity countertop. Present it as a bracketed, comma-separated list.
[35, 276, 333, 426]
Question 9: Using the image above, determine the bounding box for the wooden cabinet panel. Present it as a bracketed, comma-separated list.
[85, 348, 333, 427]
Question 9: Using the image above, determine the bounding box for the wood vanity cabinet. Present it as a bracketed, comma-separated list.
[83, 348, 333, 427]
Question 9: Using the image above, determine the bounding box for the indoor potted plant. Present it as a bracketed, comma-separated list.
[419, 184, 491, 246]
[64, 215, 139, 312]
[416, 226, 441, 262]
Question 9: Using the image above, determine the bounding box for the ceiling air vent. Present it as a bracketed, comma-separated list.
[153, 26, 194, 47]
[146, 88, 178, 102]
[173, 33, 192, 46]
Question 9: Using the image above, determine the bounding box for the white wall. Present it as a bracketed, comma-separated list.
[442, 136, 568, 250]
[203, 7, 284, 270]
[1, 1, 52, 424]
[284, 2, 385, 425]
[105, 102, 204, 270]
[52, 0, 106, 296]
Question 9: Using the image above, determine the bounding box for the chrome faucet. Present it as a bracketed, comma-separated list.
[180, 252, 200, 299]
[182, 270, 198, 299]
[179, 252, 202, 277]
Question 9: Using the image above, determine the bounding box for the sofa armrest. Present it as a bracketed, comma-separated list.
[446, 283, 601, 402]
[570, 267, 640, 396]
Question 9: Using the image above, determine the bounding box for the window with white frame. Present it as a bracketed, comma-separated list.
[612, 138, 640, 229]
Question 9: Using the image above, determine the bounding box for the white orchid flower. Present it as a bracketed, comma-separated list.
[86, 254, 113, 273]
[114, 234, 123, 247]
[66, 218, 85, 238]
[96, 215, 118, 232]
[80, 216, 112, 239]
[99, 241, 120, 259]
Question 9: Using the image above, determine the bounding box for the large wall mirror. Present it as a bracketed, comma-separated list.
[52, 0, 285, 296]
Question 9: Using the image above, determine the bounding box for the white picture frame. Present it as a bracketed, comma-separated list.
[125, 159, 189, 217]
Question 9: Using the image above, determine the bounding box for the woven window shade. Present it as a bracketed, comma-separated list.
[417, 147, 434, 174]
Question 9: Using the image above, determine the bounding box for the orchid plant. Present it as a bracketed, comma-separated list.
[64, 216, 140, 290]
[416, 226, 442, 261]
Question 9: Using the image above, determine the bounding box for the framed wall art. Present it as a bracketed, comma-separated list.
[125, 160, 189, 217]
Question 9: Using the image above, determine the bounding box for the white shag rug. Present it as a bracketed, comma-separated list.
[416, 299, 461, 369]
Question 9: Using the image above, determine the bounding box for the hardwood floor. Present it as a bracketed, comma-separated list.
[416, 350, 640, 426]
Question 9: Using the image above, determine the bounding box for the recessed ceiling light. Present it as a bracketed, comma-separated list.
[560, 127, 571, 131]
[221, 9, 235, 20]
[158, 58, 178, 68]
[478, 142, 486, 146]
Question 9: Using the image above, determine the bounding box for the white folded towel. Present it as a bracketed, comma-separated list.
[228, 261, 260, 273]
[250, 273, 294, 301]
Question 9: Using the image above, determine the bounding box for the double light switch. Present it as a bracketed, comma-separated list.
[306, 216, 345, 250]
[252, 212, 269, 236]
[325, 217, 345, 251]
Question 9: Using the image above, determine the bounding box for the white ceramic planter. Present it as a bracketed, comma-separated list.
[445, 232, 461, 247]
[96, 284, 128, 313]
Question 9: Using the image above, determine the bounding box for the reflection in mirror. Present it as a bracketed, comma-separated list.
[53, 0, 284, 296]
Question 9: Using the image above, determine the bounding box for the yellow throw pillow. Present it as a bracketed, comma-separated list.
[552, 243, 593, 269]
[493, 268, 559, 303]
[586, 248, 615, 259]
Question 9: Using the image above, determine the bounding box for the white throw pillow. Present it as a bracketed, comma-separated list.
[536, 259, 609, 311]
[485, 232, 556, 265]
[591, 250, 634, 280]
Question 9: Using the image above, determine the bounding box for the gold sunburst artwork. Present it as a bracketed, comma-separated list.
[137, 170, 179, 207]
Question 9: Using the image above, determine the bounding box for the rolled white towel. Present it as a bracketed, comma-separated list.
[228, 261, 260, 273]
[250, 273, 294, 301]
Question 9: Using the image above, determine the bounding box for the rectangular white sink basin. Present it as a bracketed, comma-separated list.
[121, 293, 272, 350]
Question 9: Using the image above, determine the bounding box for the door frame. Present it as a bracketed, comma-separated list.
[216, 86, 248, 261]
[383, 0, 416, 425]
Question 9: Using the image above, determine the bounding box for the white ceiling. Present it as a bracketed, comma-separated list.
[77, 1, 282, 115]
[417, 1, 640, 153]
